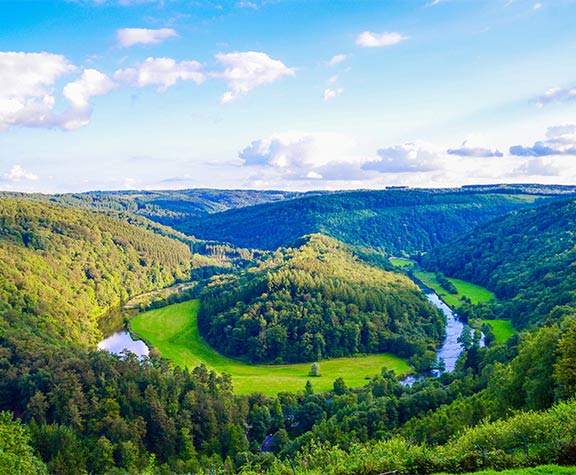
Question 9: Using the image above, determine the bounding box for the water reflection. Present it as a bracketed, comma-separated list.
[98, 331, 149, 358]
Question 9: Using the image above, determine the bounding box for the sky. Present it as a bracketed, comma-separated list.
[1, 0, 576, 193]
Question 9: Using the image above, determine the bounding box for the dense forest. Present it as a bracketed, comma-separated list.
[0, 189, 323, 229]
[198, 234, 444, 364]
[422, 197, 576, 329]
[1, 190, 576, 475]
[179, 188, 563, 253]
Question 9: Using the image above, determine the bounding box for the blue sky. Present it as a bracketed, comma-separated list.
[1, 0, 576, 192]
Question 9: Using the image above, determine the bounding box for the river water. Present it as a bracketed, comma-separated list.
[97, 330, 149, 357]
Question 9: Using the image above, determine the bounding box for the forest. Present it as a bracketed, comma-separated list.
[1, 190, 576, 475]
[198, 234, 444, 365]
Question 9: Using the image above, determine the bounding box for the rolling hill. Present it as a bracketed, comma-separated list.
[422, 197, 576, 328]
[180, 187, 566, 253]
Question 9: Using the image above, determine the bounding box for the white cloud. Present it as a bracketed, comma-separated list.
[323, 87, 344, 101]
[0, 52, 114, 130]
[61, 69, 116, 129]
[239, 131, 364, 180]
[355, 31, 409, 47]
[3, 165, 39, 181]
[0, 52, 74, 129]
[215, 51, 295, 103]
[114, 56, 205, 91]
[237, 1, 258, 8]
[426, 0, 449, 6]
[447, 140, 503, 157]
[533, 2, 543, 10]
[117, 28, 178, 48]
[362, 142, 441, 173]
[327, 54, 348, 66]
[509, 124, 576, 156]
[537, 86, 576, 106]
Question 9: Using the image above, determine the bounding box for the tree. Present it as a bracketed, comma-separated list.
[0, 412, 47, 475]
[309, 362, 321, 377]
[555, 317, 576, 398]
[304, 380, 314, 396]
[333, 377, 347, 395]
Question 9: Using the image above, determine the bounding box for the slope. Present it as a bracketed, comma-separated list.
[422, 197, 576, 328]
[0, 197, 192, 348]
[198, 234, 445, 364]
[181, 187, 561, 253]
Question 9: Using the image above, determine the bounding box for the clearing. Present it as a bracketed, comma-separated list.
[130, 300, 410, 396]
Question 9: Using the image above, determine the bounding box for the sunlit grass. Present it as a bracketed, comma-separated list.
[413, 270, 495, 307]
[483, 319, 515, 343]
[131, 300, 410, 395]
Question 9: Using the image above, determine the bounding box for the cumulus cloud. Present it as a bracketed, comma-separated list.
[327, 54, 348, 66]
[323, 87, 344, 101]
[447, 141, 503, 157]
[509, 125, 576, 156]
[117, 28, 178, 47]
[61, 69, 116, 129]
[3, 165, 39, 181]
[355, 31, 409, 47]
[426, 0, 449, 6]
[0, 51, 114, 130]
[114, 56, 205, 91]
[362, 143, 441, 173]
[238, 131, 365, 180]
[537, 86, 576, 106]
[215, 51, 295, 103]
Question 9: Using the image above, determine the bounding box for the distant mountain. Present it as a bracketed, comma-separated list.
[181, 187, 569, 254]
[0, 188, 327, 228]
[422, 197, 576, 328]
[198, 234, 444, 365]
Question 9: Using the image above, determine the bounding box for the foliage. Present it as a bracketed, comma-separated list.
[422, 198, 576, 329]
[0, 412, 47, 475]
[182, 188, 554, 253]
[198, 234, 445, 364]
[131, 300, 410, 395]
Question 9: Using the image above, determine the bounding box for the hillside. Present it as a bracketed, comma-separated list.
[181, 188, 561, 253]
[0, 197, 193, 347]
[198, 234, 444, 364]
[0, 189, 324, 229]
[422, 197, 576, 329]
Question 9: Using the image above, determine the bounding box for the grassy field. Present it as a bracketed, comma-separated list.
[413, 270, 495, 308]
[130, 300, 411, 396]
[389, 257, 416, 268]
[434, 465, 576, 475]
[483, 319, 516, 343]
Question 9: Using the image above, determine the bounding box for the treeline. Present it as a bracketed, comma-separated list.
[198, 234, 445, 364]
[182, 188, 557, 253]
[0, 189, 317, 228]
[422, 197, 576, 329]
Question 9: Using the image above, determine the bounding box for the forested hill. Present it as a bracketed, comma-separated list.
[0, 197, 192, 348]
[198, 234, 444, 365]
[180, 188, 561, 253]
[422, 197, 576, 329]
[0, 189, 325, 228]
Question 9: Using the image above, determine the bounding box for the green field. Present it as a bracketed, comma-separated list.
[389, 257, 416, 268]
[434, 465, 576, 475]
[483, 319, 516, 343]
[130, 300, 411, 396]
[413, 270, 495, 308]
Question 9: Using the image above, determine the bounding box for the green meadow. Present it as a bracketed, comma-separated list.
[130, 300, 410, 396]
[483, 318, 516, 343]
[413, 270, 495, 307]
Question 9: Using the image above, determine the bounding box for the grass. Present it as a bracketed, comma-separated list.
[389, 257, 416, 268]
[433, 465, 576, 475]
[130, 300, 410, 396]
[413, 270, 495, 308]
[483, 318, 516, 343]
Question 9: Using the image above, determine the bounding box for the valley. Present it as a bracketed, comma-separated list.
[1, 187, 575, 475]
